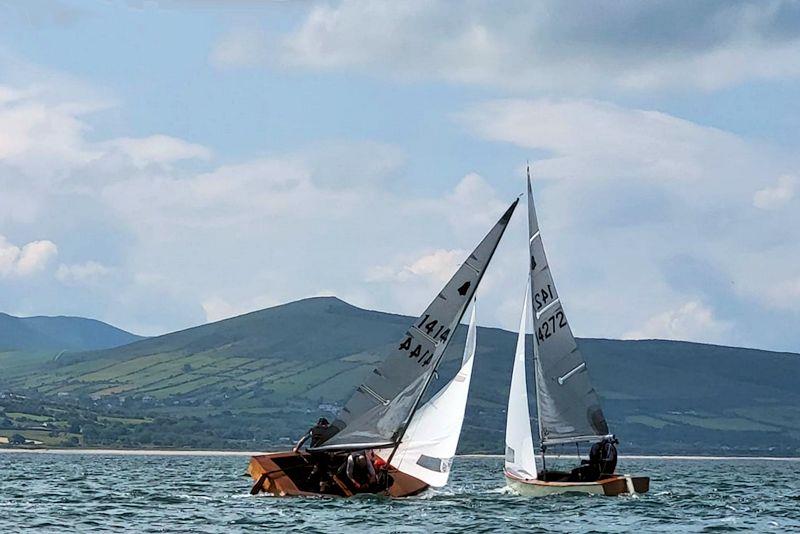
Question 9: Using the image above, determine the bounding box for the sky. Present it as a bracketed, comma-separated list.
[1, 1, 800, 352]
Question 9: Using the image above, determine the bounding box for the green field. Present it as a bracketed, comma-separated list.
[1, 297, 799, 454]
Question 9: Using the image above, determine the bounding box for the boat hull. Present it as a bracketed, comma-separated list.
[247, 451, 429, 498]
[505, 472, 649, 497]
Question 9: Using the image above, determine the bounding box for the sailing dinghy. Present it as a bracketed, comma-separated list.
[247, 199, 518, 497]
[503, 174, 649, 497]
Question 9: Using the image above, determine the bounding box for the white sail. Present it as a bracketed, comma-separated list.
[504, 281, 538, 480]
[376, 301, 478, 487]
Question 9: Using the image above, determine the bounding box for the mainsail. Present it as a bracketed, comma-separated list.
[312, 199, 518, 451]
[376, 301, 477, 487]
[504, 281, 538, 480]
[527, 177, 609, 447]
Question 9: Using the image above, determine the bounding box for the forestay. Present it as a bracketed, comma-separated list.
[312, 200, 518, 451]
[376, 301, 477, 487]
[504, 281, 538, 480]
[527, 178, 609, 447]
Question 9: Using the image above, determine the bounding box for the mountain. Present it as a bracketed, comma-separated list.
[1, 296, 798, 455]
[0, 312, 143, 352]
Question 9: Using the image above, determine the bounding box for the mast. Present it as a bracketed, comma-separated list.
[527, 166, 547, 477]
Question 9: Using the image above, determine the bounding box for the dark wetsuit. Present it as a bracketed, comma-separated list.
[589, 439, 618, 477]
[294, 423, 336, 491]
[572, 439, 618, 482]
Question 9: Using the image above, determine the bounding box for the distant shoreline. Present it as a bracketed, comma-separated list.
[1, 448, 798, 461]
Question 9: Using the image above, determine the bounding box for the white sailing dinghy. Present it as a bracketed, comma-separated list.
[247, 199, 518, 497]
[503, 175, 649, 497]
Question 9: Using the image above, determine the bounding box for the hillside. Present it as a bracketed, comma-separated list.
[1, 296, 799, 454]
[0, 312, 143, 352]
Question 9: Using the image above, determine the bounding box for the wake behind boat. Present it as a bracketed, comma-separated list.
[503, 171, 649, 497]
[247, 199, 518, 497]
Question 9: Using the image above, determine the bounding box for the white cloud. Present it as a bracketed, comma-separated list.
[367, 249, 466, 283]
[101, 135, 212, 168]
[753, 174, 797, 210]
[0, 84, 103, 178]
[0, 235, 58, 277]
[624, 301, 732, 344]
[237, 0, 800, 92]
[460, 96, 800, 347]
[56, 261, 111, 285]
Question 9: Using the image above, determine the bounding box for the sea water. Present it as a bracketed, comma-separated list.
[1, 453, 798, 532]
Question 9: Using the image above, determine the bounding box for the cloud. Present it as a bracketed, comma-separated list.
[0, 83, 103, 178]
[624, 301, 732, 344]
[56, 261, 111, 285]
[101, 135, 212, 168]
[238, 0, 800, 92]
[460, 96, 800, 348]
[753, 174, 797, 209]
[0, 235, 58, 277]
[367, 249, 466, 283]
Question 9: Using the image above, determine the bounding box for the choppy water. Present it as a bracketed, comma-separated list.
[1, 453, 799, 532]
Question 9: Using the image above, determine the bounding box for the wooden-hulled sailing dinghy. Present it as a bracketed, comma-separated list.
[502, 174, 649, 497]
[248, 199, 518, 497]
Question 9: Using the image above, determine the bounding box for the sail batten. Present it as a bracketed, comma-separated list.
[526, 177, 609, 448]
[312, 199, 518, 452]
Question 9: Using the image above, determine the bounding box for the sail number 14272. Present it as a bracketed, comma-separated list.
[536, 309, 567, 344]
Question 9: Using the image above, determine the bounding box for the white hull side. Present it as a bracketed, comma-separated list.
[504, 473, 649, 497]
[506, 476, 605, 496]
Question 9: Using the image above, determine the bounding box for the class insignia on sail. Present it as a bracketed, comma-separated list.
[503, 167, 650, 497]
[246, 198, 518, 498]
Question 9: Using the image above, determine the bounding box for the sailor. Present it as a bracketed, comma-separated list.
[586, 436, 618, 479]
[293, 417, 334, 452]
[293, 417, 335, 493]
[339, 449, 378, 493]
[593, 436, 618, 476]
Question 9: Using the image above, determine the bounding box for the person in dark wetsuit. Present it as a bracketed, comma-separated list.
[570, 437, 618, 482]
[293, 418, 336, 492]
[589, 437, 618, 478]
[293, 417, 334, 452]
[339, 449, 378, 493]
